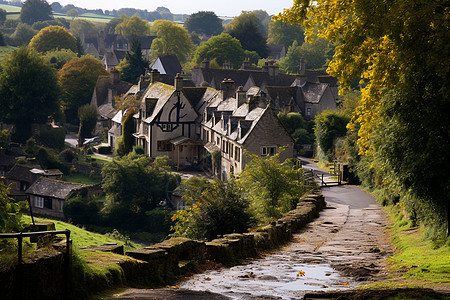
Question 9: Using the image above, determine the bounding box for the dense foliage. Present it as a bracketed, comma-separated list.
[268, 20, 304, 48]
[172, 178, 254, 240]
[193, 33, 245, 68]
[150, 20, 193, 64]
[278, 112, 314, 153]
[314, 110, 350, 161]
[58, 56, 108, 124]
[117, 37, 149, 84]
[225, 11, 267, 58]
[77, 104, 98, 147]
[115, 15, 151, 37]
[20, 0, 53, 25]
[0, 47, 60, 142]
[278, 0, 449, 238]
[184, 11, 223, 36]
[29, 26, 77, 53]
[0, 179, 27, 233]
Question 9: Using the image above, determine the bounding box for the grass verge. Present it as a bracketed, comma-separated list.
[362, 204, 450, 291]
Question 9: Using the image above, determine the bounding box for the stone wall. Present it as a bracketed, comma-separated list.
[125, 191, 325, 280]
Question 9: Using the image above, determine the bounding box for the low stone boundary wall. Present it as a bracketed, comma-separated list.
[124, 191, 325, 282]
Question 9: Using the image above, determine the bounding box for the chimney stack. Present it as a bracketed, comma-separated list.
[110, 69, 120, 84]
[175, 73, 183, 91]
[201, 58, 210, 69]
[220, 78, 236, 100]
[236, 86, 246, 107]
[150, 69, 160, 83]
[299, 59, 306, 76]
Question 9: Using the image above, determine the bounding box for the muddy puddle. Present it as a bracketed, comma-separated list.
[180, 244, 355, 299]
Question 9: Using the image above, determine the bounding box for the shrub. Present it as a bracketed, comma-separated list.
[59, 148, 78, 163]
[40, 127, 67, 149]
[63, 196, 99, 225]
[97, 146, 111, 154]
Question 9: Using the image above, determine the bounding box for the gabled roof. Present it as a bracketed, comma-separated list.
[301, 82, 329, 103]
[91, 74, 132, 111]
[141, 82, 175, 123]
[139, 36, 157, 50]
[264, 86, 298, 112]
[153, 55, 183, 75]
[26, 178, 84, 200]
[102, 51, 119, 67]
[6, 165, 40, 183]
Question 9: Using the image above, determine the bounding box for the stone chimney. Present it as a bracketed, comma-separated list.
[262, 61, 269, 73]
[150, 69, 160, 83]
[201, 58, 210, 69]
[220, 78, 236, 100]
[222, 61, 234, 70]
[110, 69, 120, 84]
[240, 58, 251, 70]
[175, 73, 183, 91]
[267, 61, 279, 77]
[236, 86, 246, 107]
[299, 59, 306, 76]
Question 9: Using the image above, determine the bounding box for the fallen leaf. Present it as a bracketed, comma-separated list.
[205, 277, 211, 281]
[312, 260, 320, 263]
[262, 264, 270, 266]
[338, 282, 349, 286]
[297, 270, 305, 277]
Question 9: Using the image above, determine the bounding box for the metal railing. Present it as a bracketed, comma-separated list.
[0, 229, 71, 264]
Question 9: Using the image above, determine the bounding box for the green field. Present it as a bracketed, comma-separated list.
[0, 4, 113, 23]
[63, 172, 101, 185]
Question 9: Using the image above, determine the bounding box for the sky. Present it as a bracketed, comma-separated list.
[51, 0, 295, 17]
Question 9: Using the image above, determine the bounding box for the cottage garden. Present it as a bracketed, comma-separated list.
[0, 0, 449, 298]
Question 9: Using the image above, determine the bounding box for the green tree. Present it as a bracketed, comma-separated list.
[102, 155, 180, 214]
[225, 11, 267, 58]
[58, 56, 108, 124]
[69, 19, 98, 37]
[77, 104, 98, 147]
[193, 33, 245, 68]
[268, 20, 304, 48]
[10, 23, 37, 46]
[117, 37, 149, 84]
[0, 32, 4, 47]
[115, 15, 151, 37]
[116, 110, 134, 156]
[20, 0, 53, 25]
[66, 8, 79, 20]
[251, 10, 270, 37]
[105, 17, 122, 34]
[0, 8, 7, 25]
[314, 110, 350, 161]
[150, 20, 193, 64]
[172, 178, 253, 240]
[0, 47, 60, 142]
[240, 151, 305, 219]
[29, 25, 77, 53]
[0, 179, 27, 233]
[43, 48, 78, 69]
[278, 0, 449, 237]
[184, 11, 223, 36]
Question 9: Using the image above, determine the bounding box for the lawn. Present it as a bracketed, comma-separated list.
[63, 172, 101, 185]
[22, 215, 141, 250]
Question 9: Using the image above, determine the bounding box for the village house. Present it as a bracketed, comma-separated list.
[201, 79, 294, 180]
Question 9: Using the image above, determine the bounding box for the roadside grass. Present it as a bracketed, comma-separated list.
[362, 204, 450, 290]
[22, 215, 141, 251]
[63, 172, 101, 185]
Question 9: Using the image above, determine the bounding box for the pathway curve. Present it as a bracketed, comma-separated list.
[111, 171, 394, 299]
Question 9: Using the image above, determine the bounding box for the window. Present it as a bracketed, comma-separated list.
[35, 196, 44, 208]
[306, 108, 311, 116]
[20, 181, 28, 191]
[235, 147, 240, 162]
[230, 143, 233, 158]
[177, 200, 186, 210]
[261, 146, 277, 157]
[157, 140, 172, 151]
[44, 197, 52, 209]
[217, 137, 220, 145]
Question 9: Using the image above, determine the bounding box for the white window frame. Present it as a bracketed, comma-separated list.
[35, 196, 44, 208]
[306, 108, 311, 116]
[261, 146, 277, 157]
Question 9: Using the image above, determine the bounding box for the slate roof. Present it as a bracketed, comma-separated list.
[142, 82, 175, 123]
[139, 36, 157, 50]
[155, 55, 183, 75]
[26, 178, 84, 200]
[91, 75, 133, 116]
[0, 153, 15, 167]
[103, 51, 119, 67]
[301, 82, 329, 103]
[264, 86, 298, 112]
[267, 44, 286, 58]
[6, 165, 40, 183]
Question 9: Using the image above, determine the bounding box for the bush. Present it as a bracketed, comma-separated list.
[64, 196, 100, 225]
[37, 147, 70, 174]
[59, 148, 78, 163]
[97, 146, 111, 154]
[40, 127, 67, 149]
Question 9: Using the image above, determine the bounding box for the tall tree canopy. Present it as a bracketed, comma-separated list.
[117, 37, 149, 84]
[69, 19, 98, 37]
[278, 0, 449, 235]
[225, 11, 268, 58]
[268, 20, 304, 48]
[0, 47, 60, 142]
[20, 0, 53, 25]
[184, 11, 223, 36]
[150, 20, 193, 64]
[115, 15, 151, 37]
[58, 57, 108, 124]
[192, 33, 245, 68]
[29, 25, 77, 53]
[10, 23, 37, 46]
